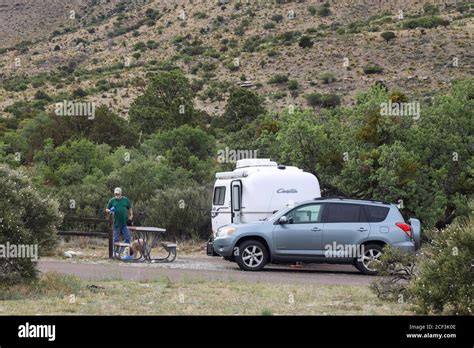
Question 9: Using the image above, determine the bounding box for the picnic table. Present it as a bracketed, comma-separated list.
[113, 226, 177, 263]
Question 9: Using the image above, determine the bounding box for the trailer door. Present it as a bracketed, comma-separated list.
[230, 180, 242, 224]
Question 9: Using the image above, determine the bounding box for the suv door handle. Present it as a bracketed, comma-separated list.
[311, 227, 322, 232]
[357, 227, 368, 232]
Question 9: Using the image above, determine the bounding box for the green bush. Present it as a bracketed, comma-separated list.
[402, 16, 449, 29]
[288, 80, 299, 90]
[193, 11, 208, 19]
[135, 186, 212, 240]
[0, 165, 62, 285]
[146, 40, 158, 50]
[3, 78, 28, 92]
[423, 4, 440, 16]
[219, 88, 265, 132]
[363, 64, 384, 74]
[305, 93, 341, 108]
[298, 36, 314, 48]
[129, 69, 198, 133]
[268, 74, 289, 84]
[133, 41, 147, 51]
[317, 4, 331, 17]
[319, 72, 336, 84]
[371, 216, 473, 315]
[34, 90, 53, 101]
[278, 31, 301, 45]
[271, 14, 283, 22]
[263, 22, 275, 30]
[369, 245, 416, 301]
[409, 218, 473, 314]
[72, 88, 88, 98]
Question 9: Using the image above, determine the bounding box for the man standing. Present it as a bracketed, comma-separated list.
[106, 187, 133, 245]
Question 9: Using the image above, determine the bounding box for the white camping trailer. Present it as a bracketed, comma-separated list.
[211, 159, 321, 235]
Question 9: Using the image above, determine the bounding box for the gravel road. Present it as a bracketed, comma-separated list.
[38, 256, 375, 286]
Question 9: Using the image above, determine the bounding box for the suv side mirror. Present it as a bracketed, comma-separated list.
[279, 216, 288, 224]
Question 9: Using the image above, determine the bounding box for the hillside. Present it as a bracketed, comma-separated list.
[0, 0, 473, 118]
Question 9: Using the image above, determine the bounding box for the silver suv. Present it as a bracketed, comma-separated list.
[209, 197, 421, 275]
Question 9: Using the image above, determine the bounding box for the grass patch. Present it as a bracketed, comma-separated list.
[0, 273, 414, 315]
[0, 273, 82, 301]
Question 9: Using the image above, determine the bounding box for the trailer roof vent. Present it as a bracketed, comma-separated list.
[236, 158, 277, 169]
[277, 165, 286, 170]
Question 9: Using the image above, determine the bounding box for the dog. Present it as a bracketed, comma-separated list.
[130, 239, 145, 258]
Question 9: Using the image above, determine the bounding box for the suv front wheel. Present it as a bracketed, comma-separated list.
[235, 240, 268, 271]
[356, 244, 383, 275]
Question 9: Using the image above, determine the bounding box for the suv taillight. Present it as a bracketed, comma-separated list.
[395, 222, 413, 238]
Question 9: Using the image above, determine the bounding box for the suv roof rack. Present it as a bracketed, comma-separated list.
[313, 196, 392, 205]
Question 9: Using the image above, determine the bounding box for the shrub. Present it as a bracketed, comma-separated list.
[220, 88, 265, 132]
[268, 74, 289, 84]
[0, 165, 61, 285]
[308, 5, 317, 16]
[146, 40, 158, 49]
[381, 31, 396, 43]
[3, 78, 28, 92]
[409, 218, 473, 315]
[288, 80, 299, 90]
[129, 69, 197, 133]
[423, 4, 440, 16]
[226, 61, 240, 71]
[298, 36, 314, 48]
[135, 186, 212, 240]
[305, 92, 341, 108]
[72, 88, 88, 98]
[319, 72, 336, 84]
[34, 90, 53, 101]
[371, 216, 474, 315]
[193, 11, 208, 19]
[271, 14, 284, 22]
[133, 41, 147, 51]
[242, 36, 265, 52]
[363, 64, 384, 74]
[271, 91, 287, 100]
[278, 31, 300, 45]
[263, 22, 275, 30]
[402, 16, 449, 29]
[317, 4, 331, 17]
[369, 245, 416, 301]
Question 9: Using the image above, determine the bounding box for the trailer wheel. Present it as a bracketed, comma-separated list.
[235, 240, 268, 271]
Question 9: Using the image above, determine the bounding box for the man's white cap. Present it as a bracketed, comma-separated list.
[114, 187, 122, 194]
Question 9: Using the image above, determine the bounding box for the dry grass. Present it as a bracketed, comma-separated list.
[0, 272, 414, 315]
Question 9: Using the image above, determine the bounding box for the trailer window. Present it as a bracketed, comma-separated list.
[213, 186, 226, 205]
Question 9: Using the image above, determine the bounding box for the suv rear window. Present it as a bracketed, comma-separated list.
[213, 186, 226, 205]
[324, 203, 362, 223]
[363, 205, 390, 222]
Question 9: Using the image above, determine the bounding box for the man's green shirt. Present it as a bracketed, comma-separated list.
[107, 197, 131, 227]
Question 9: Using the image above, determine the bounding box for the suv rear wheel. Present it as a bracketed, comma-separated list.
[235, 240, 268, 271]
[356, 244, 383, 275]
